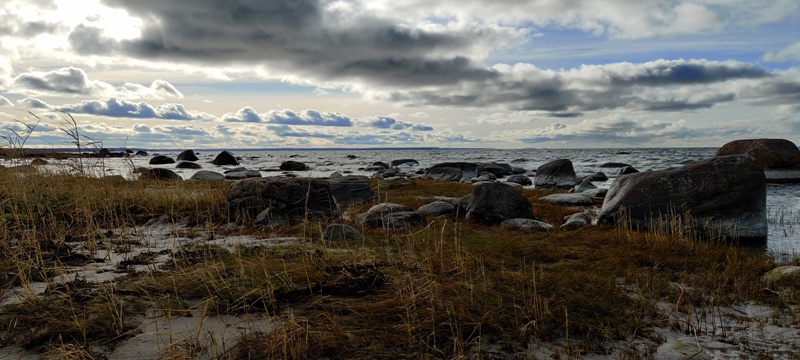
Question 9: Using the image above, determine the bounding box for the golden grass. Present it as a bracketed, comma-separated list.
[0, 172, 796, 358]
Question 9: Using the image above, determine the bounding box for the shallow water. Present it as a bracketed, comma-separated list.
[10, 147, 800, 256]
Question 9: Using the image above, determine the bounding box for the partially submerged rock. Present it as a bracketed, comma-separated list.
[149, 155, 175, 165]
[176, 149, 199, 162]
[280, 160, 308, 171]
[598, 155, 767, 240]
[212, 151, 239, 166]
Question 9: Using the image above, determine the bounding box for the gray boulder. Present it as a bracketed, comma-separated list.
[478, 163, 510, 177]
[322, 224, 363, 242]
[212, 151, 239, 166]
[538, 193, 594, 206]
[391, 159, 419, 167]
[534, 159, 576, 189]
[500, 218, 553, 232]
[280, 160, 308, 171]
[506, 174, 533, 186]
[225, 170, 262, 179]
[582, 188, 608, 199]
[149, 155, 175, 165]
[227, 177, 340, 223]
[418, 201, 456, 217]
[598, 155, 767, 239]
[561, 212, 592, 230]
[617, 166, 639, 175]
[139, 168, 182, 181]
[511, 166, 527, 175]
[466, 182, 534, 225]
[361, 203, 424, 229]
[190, 170, 225, 180]
[581, 172, 608, 182]
[176, 161, 201, 169]
[423, 167, 463, 182]
[573, 178, 597, 193]
[326, 176, 375, 204]
[254, 208, 291, 227]
[176, 149, 199, 162]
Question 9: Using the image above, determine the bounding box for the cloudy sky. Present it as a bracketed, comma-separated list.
[1, 0, 799, 149]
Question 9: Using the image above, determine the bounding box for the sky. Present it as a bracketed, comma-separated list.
[0, 0, 799, 150]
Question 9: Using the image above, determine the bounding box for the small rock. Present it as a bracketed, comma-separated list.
[500, 218, 553, 232]
[561, 211, 592, 230]
[418, 201, 456, 217]
[391, 159, 419, 167]
[190, 171, 225, 180]
[538, 194, 593, 206]
[762, 265, 800, 284]
[617, 166, 639, 175]
[507, 174, 533, 186]
[361, 203, 424, 229]
[322, 224, 363, 242]
[176, 161, 201, 169]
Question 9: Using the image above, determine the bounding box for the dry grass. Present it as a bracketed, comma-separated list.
[0, 171, 796, 358]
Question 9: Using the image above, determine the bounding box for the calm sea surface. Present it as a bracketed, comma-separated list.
[13, 147, 800, 257]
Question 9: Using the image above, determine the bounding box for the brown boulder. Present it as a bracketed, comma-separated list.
[716, 139, 800, 169]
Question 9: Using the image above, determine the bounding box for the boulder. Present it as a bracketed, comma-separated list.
[511, 166, 527, 175]
[361, 203, 424, 229]
[371, 168, 400, 179]
[371, 161, 390, 169]
[135, 150, 149, 156]
[149, 155, 176, 165]
[500, 218, 553, 232]
[716, 139, 800, 169]
[582, 188, 608, 199]
[30, 158, 48, 166]
[176, 161, 201, 169]
[423, 167, 463, 182]
[762, 266, 800, 284]
[322, 224, 363, 242]
[225, 170, 262, 179]
[417, 201, 456, 217]
[506, 174, 533, 186]
[534, 159, 576, 189]
[466, 182, 535, 225]
[139, 168, 182, 181]
[190, 170, 225, 180]
[598, 155, 767, 239]
[254, 208, 291, 227]
[326, 176, 375, 204]
[617, 166, 639, 175]
[561, 212, 592, 230]
[212, 151, 239, 166]
[391, 159, 419, 167]
[581, 172, 608, 182]
[599, 162, 632, 168]
[227, 177, 340, 223]
[280, 160, 308, 171]
[428, 162, 479, 180]
[538, 193, 594, 206]
[478, 163, 510, 177]
[573, 178, 597, 193]
[176, 149, 199, 162]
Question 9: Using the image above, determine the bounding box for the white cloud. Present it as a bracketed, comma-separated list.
[764, 41, 800, 63]
[0, 95, 12, 107]
[10, 67, 183, 99]
[223, 108, 353, 126]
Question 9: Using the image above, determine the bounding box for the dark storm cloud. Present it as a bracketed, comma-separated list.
[0, 12, 62, 38]
[66, 0, 498, 87]
[14, 67, 98, 95]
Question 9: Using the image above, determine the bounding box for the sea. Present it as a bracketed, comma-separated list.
[10, 147, 800, 257]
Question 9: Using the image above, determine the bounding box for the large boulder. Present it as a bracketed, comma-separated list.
[716, 139, 800, 169]
[423, 167, 463, 182]
[139, 168, 182, 181]
[176, 161, 201, 169]
[190, 170, 225, 180]
[534, 159, 576, 189]
[361, 203, 424, 229]
[212, 151, 239, 166]
[326, 176, 375, 204]
[176, 149, 199, 162]
[598, 155, 767, 239]
[149, 155, 175, 165]
[428, 162, 477, 181]
[466, 182, 535, 225]
[391, 159, 419, 167]
[227, 177, 340, 223]
[280, 161, 308, 171]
